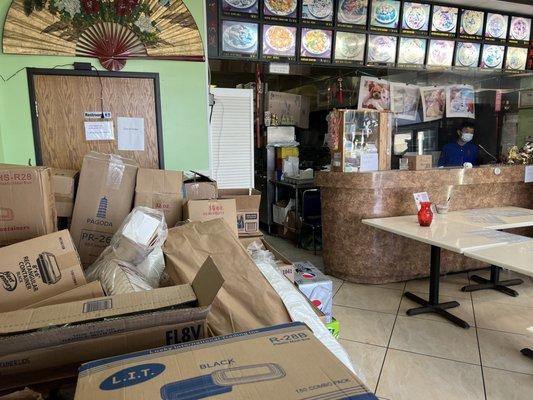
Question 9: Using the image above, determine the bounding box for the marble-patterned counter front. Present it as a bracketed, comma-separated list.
[316, 166, 533, 283]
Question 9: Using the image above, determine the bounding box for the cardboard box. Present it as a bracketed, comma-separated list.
[267, 91, 310, 129]
[74, 322, 375, 400]
[0, 165, 56, 246]
[0, 257, 224, 389]
[405, 154, 433, 171]
[134, 168, 184, 227]
[183, 199, 238, 237]
[51, 169, 78, 218]
[70, 152, 138, 266]
[218, 189, 261, 237]
[0, 230, 86, 313]
[184, 173, 218, 200]
[294, 261, 333, 324]
[24, 280, 104, 309]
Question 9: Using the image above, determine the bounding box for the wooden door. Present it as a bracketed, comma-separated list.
[30, 71, 162, 170]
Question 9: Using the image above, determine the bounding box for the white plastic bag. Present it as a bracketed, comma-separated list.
[86, 207, 168, 295]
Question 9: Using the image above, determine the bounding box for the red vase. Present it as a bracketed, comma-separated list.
[418, 202, 433, 227]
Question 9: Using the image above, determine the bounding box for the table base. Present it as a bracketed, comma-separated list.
[404, 291, 470, 329]
[461, 265, 523, 297]
[521, 348, 533, 359]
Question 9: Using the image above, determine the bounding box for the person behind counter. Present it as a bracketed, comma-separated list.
[438, 121, 479, 167]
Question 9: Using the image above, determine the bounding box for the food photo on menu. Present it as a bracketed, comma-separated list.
[262, 25, 297, 58]
[263, 0, 298, 18]
[337, 0, 368, 26]
[221, 20, 258, 55]
[398, 37, 426, 65]
[390, 82, 420, 121]
[420, 86, 446, 122]
[334, 31, 366, 62]
[370, 0, 401, 29]
[460, 9, 484, 36]
[402, 2, 430, 32]
[357, 76, 391, 111]
[485, 13, 509, 39]
[481, 44, 505, 68]
[427, 39, 455, 67]
[509, 16, 532, 42]
[300, 28, 333, 59]
[505, 47, 529, 70]
[454, 42, 481, 68]
[222, 0, 259, 14]
[431, 6, 458, 33]
[446, 85, 475, 119]
[367, 35, 397, 64]
[301, 0, 334, 22]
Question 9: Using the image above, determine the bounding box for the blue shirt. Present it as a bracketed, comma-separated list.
[438, 142, 479, 167]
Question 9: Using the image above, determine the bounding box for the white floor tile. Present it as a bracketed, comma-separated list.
[334, 305, 396, 347]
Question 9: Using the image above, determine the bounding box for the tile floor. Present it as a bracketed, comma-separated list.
[263, 235, 533, 400]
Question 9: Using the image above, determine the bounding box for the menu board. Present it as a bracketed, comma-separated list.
[221, 20, 259, 58]
[427, 39, 455, 67]
[397, 37, 426, 66]
[431, 6, 458, 38]
[370, 0, 401, 33]
[401, 2, 430, 35]
[301, 0, 334, 26]
[481, 44, 505, 69]
[221, 0, 259, 19]
[454, 42, 481, 68]
[509, 16, 532, 46]
[262, 25, 297, 61]
[336, 0, 368, 29]
[263, 0, 298, 23]
[505, 47, 528, 71]
[485, 13, 508, 42]
[367, 35, 397, 65]
[458, 9, 484, 40]
[333, 31, 366, 65]
[300, 28, 333, 63]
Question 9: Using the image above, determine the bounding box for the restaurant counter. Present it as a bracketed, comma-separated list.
[315, 165, 533, 284]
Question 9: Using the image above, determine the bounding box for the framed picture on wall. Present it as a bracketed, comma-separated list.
[518, 89, 533, 109]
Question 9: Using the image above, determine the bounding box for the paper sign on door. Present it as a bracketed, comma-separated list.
[117, 117, 145, 151]
[84, 121, 114, 141]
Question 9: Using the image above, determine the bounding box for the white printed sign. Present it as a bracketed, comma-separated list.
[117, 117, 145, 151]
[413, 192, 430, 211]
[84, 121, 114, 141]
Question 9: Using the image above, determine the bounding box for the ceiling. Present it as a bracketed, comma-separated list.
[427, 0, 533, 15]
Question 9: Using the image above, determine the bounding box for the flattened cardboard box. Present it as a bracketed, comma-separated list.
[52, 169, 79, 218]
[0, 164, 56, 246]
[219, 189, 262, 237]
[183, 199, 238, 237]
[134, 168, 184, 228]
[74, 322, 376, 400]
[70, 152, 138, 266]
[0, 257, 224, 388]
[0, 230, 86, 313]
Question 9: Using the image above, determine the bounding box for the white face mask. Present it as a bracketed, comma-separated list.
[461, 132, 473, 142]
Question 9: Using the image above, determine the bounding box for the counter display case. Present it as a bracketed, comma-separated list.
[328, 109, 391, 172]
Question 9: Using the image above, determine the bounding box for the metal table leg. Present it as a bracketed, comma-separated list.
[461, 265, 523, 297]
[404, 245, 470, 329]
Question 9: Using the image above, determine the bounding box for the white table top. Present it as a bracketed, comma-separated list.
[443, 207, 533, 230]
[362, 215, 524, 253]
[464, 240, 533, 277]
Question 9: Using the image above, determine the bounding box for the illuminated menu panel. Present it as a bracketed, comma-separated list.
[370, 0, 401, 33]
[300, 28, 333, 63]
[431, 6, 458, 38]
[401, 2, 430, 35]
[301, 0, 334, 27]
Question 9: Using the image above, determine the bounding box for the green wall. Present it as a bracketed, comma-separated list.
[0, 0, 208, 170]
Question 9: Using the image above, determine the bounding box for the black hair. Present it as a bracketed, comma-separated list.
[459, 121, 475, 131]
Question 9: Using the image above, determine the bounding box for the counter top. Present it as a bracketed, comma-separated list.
[315, 165, 528, 189]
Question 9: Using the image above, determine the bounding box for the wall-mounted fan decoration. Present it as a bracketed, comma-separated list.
[3, 0, 205, 71]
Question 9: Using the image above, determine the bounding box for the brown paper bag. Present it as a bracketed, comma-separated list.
[163, 219, 291, 336]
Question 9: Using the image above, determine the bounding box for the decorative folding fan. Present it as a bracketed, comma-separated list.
[2, 0, 205, 71]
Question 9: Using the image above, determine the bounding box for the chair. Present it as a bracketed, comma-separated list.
[299, 189, 322, 255]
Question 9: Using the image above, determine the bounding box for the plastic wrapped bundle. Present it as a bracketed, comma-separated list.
[85, 207, 168, 295]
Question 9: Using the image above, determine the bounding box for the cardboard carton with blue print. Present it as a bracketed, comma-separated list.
[70, 152, 138, 267]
